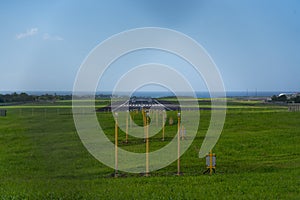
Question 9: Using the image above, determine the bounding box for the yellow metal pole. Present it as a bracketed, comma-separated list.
[146, 113, 149, 176]
[177, 112, 181, 176]
[162, 111, 165, 141]
[130, 112, 132, 129]
[115, 113, 118, 177]
[156, 110, 158, 127]
[142, 109, 146, 142]
[181, 125, 184, 140]
[209, 150, 212, 175]
[126, 111, 129, 143]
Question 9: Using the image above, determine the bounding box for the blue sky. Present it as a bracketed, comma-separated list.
[0, 0, 299, 92]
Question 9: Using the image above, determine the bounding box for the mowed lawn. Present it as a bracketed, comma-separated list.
[0, 100, 299, 199]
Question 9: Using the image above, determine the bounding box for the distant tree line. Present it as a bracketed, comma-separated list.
[0, 92, 36, 103]
[0, 92, 72, 103]
[271, 94, 300, 103]
[0, 92, 112, 103]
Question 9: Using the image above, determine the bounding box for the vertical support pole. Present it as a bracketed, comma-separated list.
[156, 110, 158, 127]
[209, 150, 213, 175]
[177, 112, 181, 176]
[126, 111, 129, 143]
[130, 112, 132, 129]
[146, 112, 149, 176]
[143, 108, 147, 142]
[114, 113, 118, 177]
[162, 111, 165, 141]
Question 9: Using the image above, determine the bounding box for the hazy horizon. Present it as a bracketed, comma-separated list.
[0, 90, 297, 98]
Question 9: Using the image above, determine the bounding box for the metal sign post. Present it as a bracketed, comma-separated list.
[0, 109, 7, 117]
[203, 150, 216, 175]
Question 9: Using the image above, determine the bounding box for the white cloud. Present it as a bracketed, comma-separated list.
[15, 28, 63, 41]
[16, 28, 38, 39]
[43, 33, 63, 41]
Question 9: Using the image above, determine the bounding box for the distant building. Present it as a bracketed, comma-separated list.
[272, 92, 300, 103]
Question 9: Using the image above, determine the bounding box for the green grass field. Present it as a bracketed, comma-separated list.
[0, 100, 299, 199]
